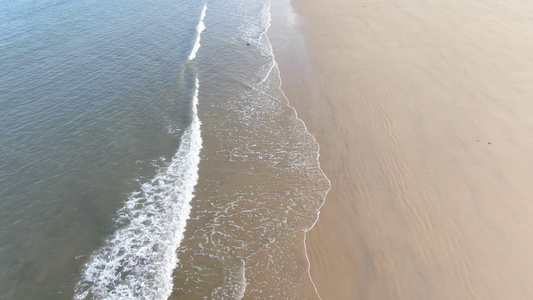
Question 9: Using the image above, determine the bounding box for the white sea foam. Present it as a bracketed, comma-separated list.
[74, 79, 202, 300]
[188, 4, 207, 61]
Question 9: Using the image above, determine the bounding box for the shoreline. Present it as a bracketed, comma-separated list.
[272, 0, 533, 299]
[266, 2, 332, 297]
[268, 1, 345, 298]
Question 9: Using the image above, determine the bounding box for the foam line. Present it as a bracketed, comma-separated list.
[74, 79, 202, 299]
[188, 4, 207, 61]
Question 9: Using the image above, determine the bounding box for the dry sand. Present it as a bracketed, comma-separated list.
[271, 0, 533, 299]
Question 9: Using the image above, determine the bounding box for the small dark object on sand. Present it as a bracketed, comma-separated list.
[247, 43, 250, 46]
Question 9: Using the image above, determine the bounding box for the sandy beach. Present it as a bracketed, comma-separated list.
[271, 0, 533, 299]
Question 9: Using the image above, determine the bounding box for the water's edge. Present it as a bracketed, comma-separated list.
[265, 1, 332, 298]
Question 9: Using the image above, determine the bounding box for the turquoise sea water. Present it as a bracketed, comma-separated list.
[0, 0, 329, 298]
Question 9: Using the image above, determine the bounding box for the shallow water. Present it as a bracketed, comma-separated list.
[0, 0, 329, 298]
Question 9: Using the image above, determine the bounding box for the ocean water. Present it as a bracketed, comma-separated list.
[0, 0, 329, 299]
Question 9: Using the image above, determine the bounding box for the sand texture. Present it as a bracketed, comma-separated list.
[271, 0, 533, 299]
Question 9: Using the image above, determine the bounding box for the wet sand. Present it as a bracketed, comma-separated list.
[271, 0, 533, 299]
